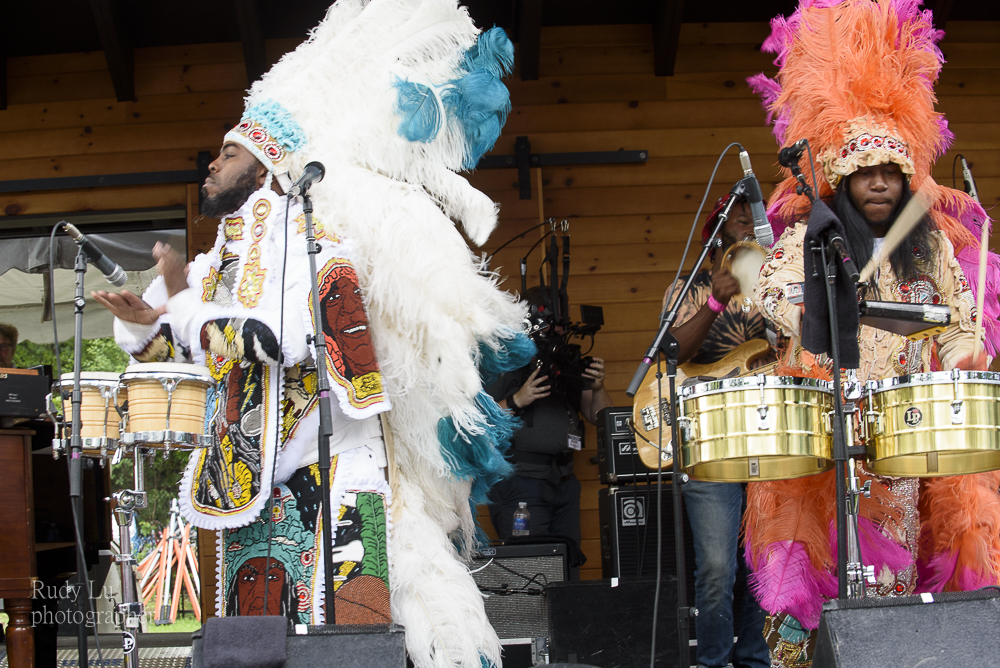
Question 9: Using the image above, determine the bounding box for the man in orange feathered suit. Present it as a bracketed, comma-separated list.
[743, 1, 1000, 665]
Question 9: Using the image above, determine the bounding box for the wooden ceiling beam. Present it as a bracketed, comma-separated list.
[653, 0, 685, 77]
[518, 0, 542, 81]
[89, 0, 134, 102]
[1, 42, 6, 111]
[234, 0, 267, 86]
[930, 0, 956, 31]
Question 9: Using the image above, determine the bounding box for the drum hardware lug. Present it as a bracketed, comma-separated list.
[52, 438, 66, 460]
[862, 480, 872, 499]
[756, 405, 770, 431]
[756, 373, 771, 430]
[864, 564, 877, 586]
[949, 368, 965, 424]
[676, 415, 693, 442]
[679, 473, 690, 484]
[951, 400, 965, 425]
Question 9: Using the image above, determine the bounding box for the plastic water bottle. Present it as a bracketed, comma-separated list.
[512, 502, 530, 537]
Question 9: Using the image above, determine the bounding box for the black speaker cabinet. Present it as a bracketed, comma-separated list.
[813, 589, 1000, 667]
[597, 407, 662, 484]
[598, 485, 696, 583]
[192, 623, 406, 668]
[471, 543, 568, 642]
[547, 579, 678, 667]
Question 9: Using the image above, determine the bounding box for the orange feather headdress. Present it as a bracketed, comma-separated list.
[748, 0, 1000, 355]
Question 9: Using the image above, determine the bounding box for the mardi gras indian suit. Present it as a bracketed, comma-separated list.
[114, 2, 535, 667]
[741, 0, 1000, 665]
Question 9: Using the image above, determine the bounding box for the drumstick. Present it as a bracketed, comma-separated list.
[858, 189, 933, 283]
[973, 215, 989, 367]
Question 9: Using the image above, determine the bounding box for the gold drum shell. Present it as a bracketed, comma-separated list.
[865, 371, 1000, 477]
[679, 375, 834, 482]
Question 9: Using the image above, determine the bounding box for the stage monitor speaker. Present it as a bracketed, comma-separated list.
[471, 543, 568, 642]
[598, 485, 696, 587]
[547, 579, 678, 667]
[192, 623, 406, 668]
[597, 407, 662, 484]
[813, 588, 1000, 667]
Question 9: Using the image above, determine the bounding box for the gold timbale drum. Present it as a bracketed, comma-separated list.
[678, 375, 835, 482]
[120, 362, 215, 450]
[864, 370, 1000, 477]
[58, 372, 125, 457]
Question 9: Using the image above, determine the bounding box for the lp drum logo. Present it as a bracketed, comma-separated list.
[621, 496, 646, 527]
[122, 631, 136, 653]
[904, 406, 923, 427]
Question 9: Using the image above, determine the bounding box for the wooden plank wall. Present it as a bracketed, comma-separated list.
[470, 22, 1000, 580]
[1, 22, 997, 584]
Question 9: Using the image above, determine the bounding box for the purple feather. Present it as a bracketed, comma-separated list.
[748, 541, 838, 630]
[916, 549, 957, 593]
[829, 518, 914, 585]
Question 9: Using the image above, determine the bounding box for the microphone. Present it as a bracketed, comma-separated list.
[778, 139, 809, 168]
[287, 161, 326, 198]
[959, 155, 980, 203]
[62, 223, 128, 287]
[739, 149, 773, 247]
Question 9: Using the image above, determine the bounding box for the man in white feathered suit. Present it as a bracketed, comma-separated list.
[92, 2, 534, 666]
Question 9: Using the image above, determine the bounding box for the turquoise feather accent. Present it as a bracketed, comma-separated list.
[463, 27, 515, 78]
[437, 391, 519, 506]
[478, 331, 536, 386]
[394, 78, 443, 143]
[242, 100, 306, 151]
[445, 27, 515, 169]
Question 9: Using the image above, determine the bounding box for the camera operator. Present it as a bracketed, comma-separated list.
[486, 287, 611, 556]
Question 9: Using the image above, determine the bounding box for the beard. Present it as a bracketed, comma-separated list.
[200, 164, 261, 218]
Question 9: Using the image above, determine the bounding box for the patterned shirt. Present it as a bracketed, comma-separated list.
[754, 223, 978, 382]
[667, 269, 768, 364]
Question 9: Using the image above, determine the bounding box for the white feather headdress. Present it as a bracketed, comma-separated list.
[225, 2, 534, 666]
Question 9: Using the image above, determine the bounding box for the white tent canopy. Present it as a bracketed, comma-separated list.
[0, 230, 184, 343]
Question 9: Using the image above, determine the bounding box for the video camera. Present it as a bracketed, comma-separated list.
[523, 298, 603, 394]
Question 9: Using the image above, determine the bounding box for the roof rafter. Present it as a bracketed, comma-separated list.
[234, 0, 268, 86]
[89, 0, 134, 102]
[653, 0, 685, 77]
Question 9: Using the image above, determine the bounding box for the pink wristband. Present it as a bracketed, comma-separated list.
[706, 294, 727, 313]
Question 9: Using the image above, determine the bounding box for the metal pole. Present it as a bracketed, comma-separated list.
[112, 448, 147, 668]
[70, 248, 90, 668]
[300, 193, 337, 624]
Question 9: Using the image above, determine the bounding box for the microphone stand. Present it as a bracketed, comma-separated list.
[626, 180, 746, 668]
[68, 246, 91, 668]
[785, 157, 868, 600]
[299, 190, 337, 623]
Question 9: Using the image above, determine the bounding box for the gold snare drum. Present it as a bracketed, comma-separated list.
[864, 370, 1000, 477]
[120, 363, 215, 450]
[678, 374, 835, 482]
[56, 372, 125, 458]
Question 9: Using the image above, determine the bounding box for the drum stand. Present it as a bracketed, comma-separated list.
[626, 180, 749, 668]
[111, 449, 149, 668]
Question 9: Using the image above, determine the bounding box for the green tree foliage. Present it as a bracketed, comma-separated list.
[14, 337, 130, 375]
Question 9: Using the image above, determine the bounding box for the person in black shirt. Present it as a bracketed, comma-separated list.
[486, 288, 611, 551]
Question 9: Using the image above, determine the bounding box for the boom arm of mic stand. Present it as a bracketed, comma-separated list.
[626, 187, 742, 397]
